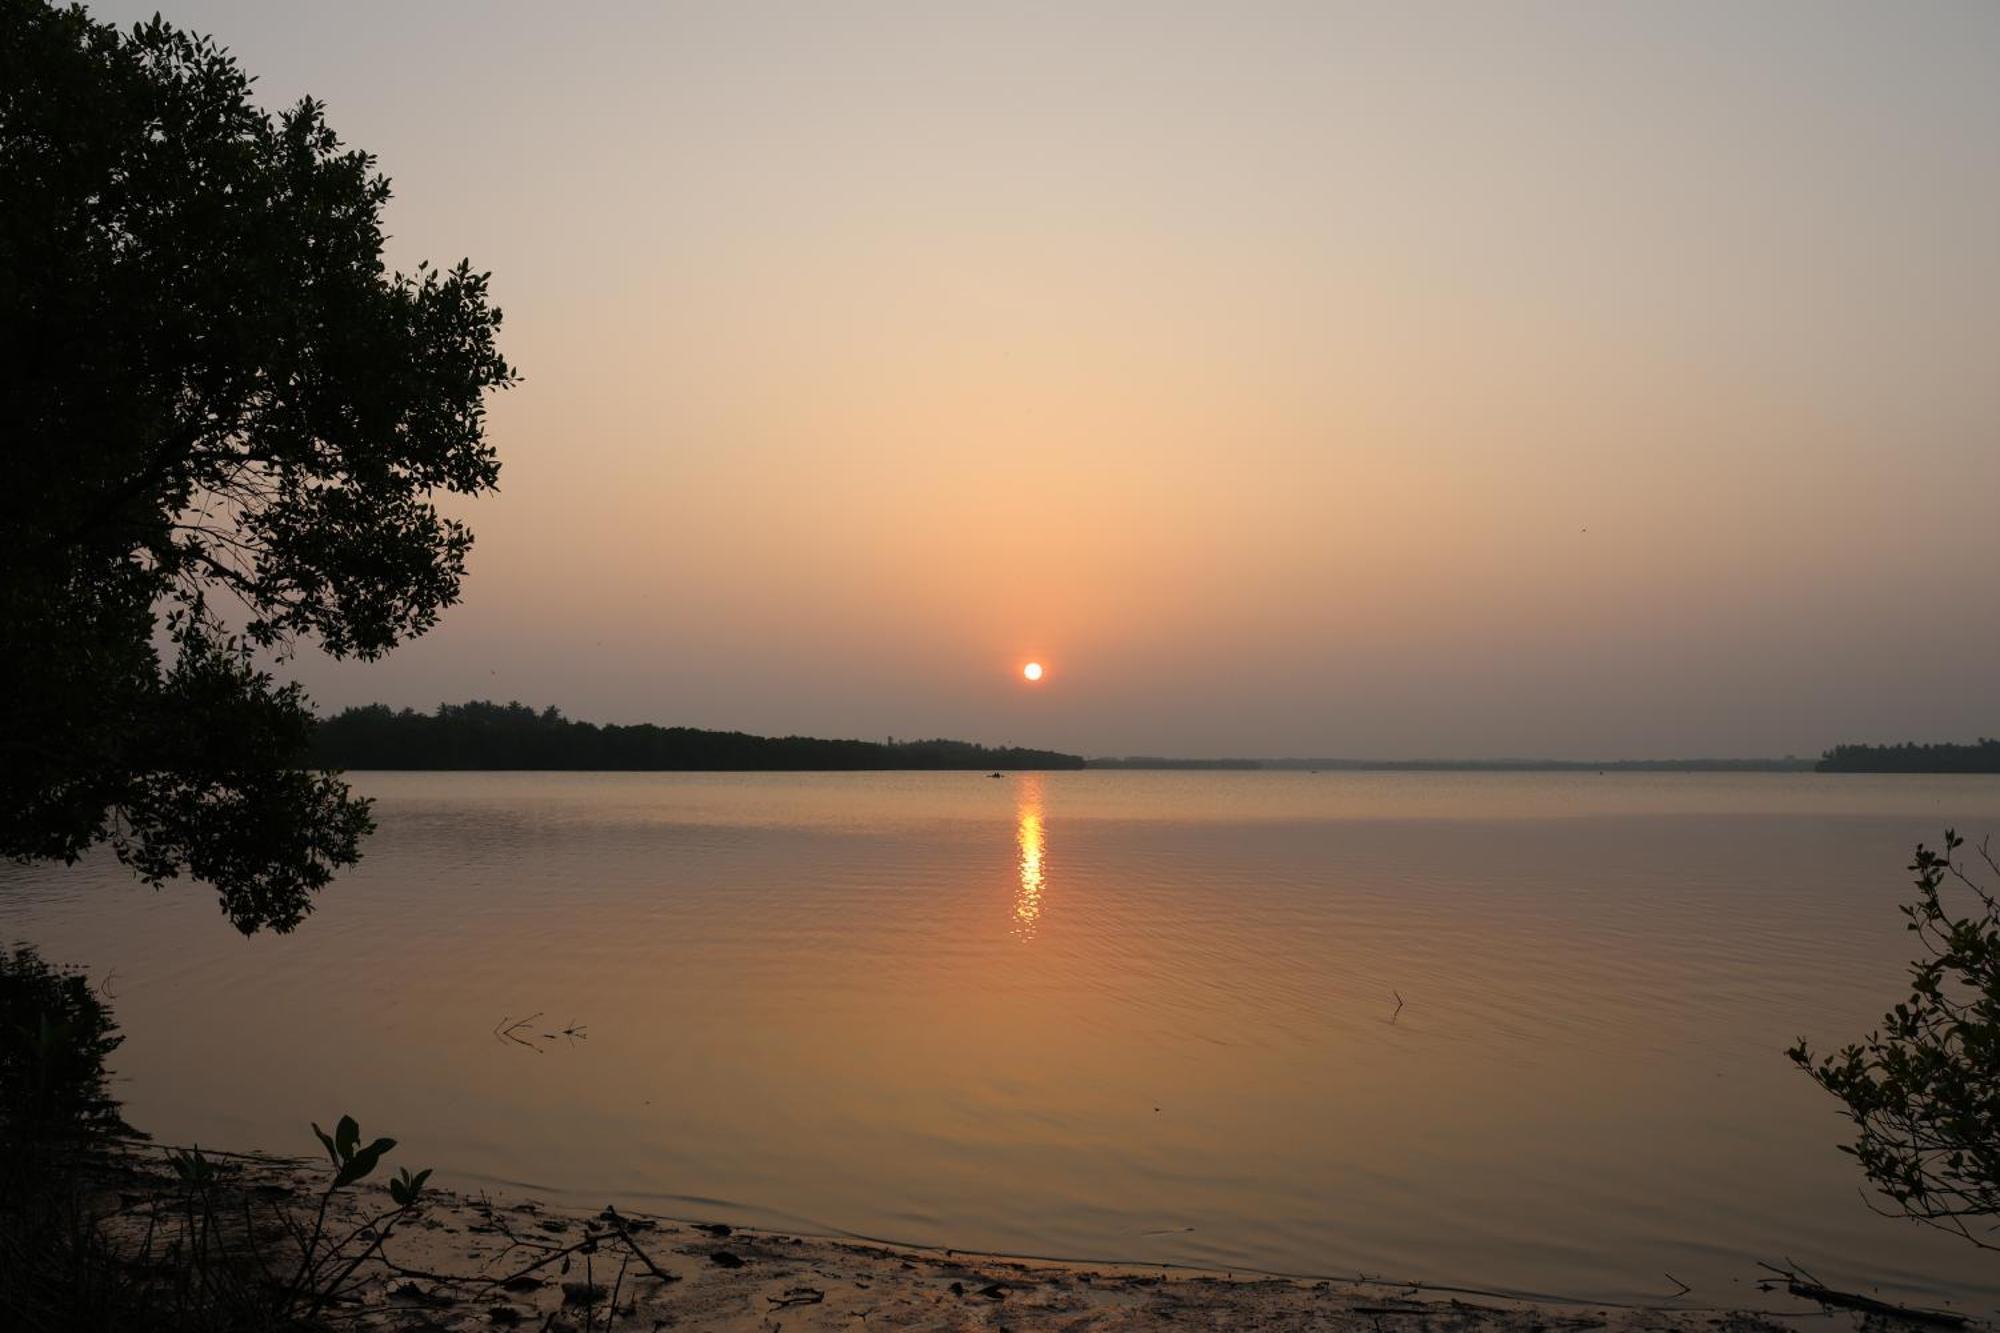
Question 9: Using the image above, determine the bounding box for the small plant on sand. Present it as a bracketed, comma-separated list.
[290, 1114, 432, 1313]
[1790, 830, 2000, 1250]
[163, 1114, 434, 1321]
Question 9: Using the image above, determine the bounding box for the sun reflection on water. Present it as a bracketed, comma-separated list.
[1013, 777, 1045, 941]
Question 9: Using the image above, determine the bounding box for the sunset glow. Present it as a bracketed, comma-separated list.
[15, 1, 2000, 1322]
[176, 0, 2000, 760]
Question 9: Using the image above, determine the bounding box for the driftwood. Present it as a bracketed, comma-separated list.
[1755, 1262, 1968, 1327]
[598, 1207, 681, 1286]
[380, 1198, 681, 1305]
[768, 1286, 826, 1308]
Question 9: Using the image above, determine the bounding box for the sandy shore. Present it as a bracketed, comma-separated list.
[96, 1147, 1895, 1332]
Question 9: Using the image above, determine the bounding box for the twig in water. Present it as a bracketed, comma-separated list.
[494, 1012, 545, 1052]
[495, 1012, 588, 1050]
[1663, 1272, 1690, 1298]
[1389, 991, 1405, 1024]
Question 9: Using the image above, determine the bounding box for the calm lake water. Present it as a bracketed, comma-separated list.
[5, 771, 2000, 1312]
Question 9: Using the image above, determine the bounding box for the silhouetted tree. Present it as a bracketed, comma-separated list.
[0, 2, 515, 931]
[1790, 831, 2000, 1250]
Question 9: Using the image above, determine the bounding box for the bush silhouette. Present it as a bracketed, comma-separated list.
[1791, 831, 2000, 1250]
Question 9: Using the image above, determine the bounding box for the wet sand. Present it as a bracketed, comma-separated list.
[95, 1147, 1852, 1332]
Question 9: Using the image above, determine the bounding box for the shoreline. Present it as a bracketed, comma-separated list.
[91, 1144, 1932, 1332]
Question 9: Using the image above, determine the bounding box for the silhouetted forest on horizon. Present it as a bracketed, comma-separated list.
[311, 705, 2000, 775]
[1816, 740, 2000, 773]
[311, 702, 1086, 771]
[1089, 756, 1816, 771]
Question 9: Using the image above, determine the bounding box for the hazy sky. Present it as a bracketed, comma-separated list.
[97, 1, 2000, 758]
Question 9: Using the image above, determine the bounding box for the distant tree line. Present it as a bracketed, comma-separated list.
[311, 702, 1085, 771]
[1260, 757, 1813, 772]
[1086, 757, 1815, 771]
[1817, 740, 2000, 774]
[1086, 757, 1264, 770]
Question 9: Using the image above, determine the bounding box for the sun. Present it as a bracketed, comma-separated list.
[1022, 662, 1044, 682]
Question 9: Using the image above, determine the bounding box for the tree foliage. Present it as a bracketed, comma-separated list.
[1790, 831, 2000, 1250]
[0, 1, 515, 931]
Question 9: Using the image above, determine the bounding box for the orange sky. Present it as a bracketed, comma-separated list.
[102, 1, 2000, 757]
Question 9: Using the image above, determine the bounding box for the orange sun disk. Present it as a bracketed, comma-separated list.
[1023, 662, 1044, 682]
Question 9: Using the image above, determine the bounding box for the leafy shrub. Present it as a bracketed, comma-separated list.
[0, 944, 131, 1140]
[1790, 830, 2000, 1250]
